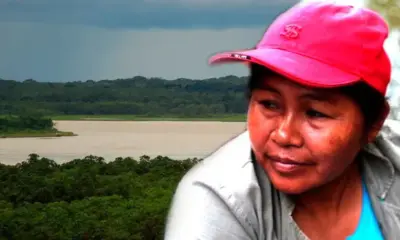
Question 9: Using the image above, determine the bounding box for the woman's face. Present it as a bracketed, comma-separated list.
[247, 74, 376, 194]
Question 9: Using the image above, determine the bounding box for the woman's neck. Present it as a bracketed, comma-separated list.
[295, 161, 362, 213]
[292, 161, 363, 239]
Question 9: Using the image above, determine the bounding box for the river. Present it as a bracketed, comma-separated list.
[0, 121, 247, 165]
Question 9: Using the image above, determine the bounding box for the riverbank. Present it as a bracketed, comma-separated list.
[0, 130, 76, 138]
[50, 114, 247, 122]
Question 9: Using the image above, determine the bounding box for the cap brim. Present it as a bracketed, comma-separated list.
[209, 48, 360, 89]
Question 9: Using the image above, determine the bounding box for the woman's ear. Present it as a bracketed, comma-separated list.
[367, 100, 390, 143]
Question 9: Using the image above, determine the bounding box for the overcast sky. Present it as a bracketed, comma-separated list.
[0, 0, 398, 88]
[0, 0, 296, 82]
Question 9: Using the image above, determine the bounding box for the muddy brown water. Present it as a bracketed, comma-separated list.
[0, 121, 247, 165]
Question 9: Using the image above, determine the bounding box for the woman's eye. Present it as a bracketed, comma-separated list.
[259, 100, 279, 110]
[306, 109, 328, 118]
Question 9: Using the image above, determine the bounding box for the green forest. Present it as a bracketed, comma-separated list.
[0, 115, 54, 132]
[0, 153, 200, 239]
[0, 76, 249, 117]
[0, 115, 75, 137]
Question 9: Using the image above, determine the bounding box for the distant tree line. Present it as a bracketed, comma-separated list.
[0, 76, 249, 116]
[0, 154, 201, 239]
[0, 115, 54, 133]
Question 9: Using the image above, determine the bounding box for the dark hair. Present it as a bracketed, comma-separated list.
[246, 63, 388, 132]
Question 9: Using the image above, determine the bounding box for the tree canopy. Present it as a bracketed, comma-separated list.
[0, 76, 249, 117]
[367, 0, 400, 30]
[0, 154, 201, 239]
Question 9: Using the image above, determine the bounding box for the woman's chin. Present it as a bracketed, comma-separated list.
[272, 182, 309, 195]
[267, 173, 315, 195]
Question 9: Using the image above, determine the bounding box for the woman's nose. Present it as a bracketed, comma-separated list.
[270, 115, 303, 148]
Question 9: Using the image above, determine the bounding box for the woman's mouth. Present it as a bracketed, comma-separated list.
[266, 154, 313, 174]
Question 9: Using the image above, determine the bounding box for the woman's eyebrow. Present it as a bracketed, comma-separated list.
[257, 84, 339, 105]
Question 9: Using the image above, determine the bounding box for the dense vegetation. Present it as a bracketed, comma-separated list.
[0, 114, 75, 137]
[0, 76, 249, 117]
[0, 114, 54, 133]
[0, 154, 200, 239]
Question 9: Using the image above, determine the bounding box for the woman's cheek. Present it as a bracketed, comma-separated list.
[307, 126, 358, 171]
[248, 124, 265, 152]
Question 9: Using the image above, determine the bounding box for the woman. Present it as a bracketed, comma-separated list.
[164, 1, 400, 239]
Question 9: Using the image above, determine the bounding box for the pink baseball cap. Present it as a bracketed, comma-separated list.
[209, 0, 392, 97]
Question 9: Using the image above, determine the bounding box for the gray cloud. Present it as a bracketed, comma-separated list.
[0, 0, 296, 29]
[0, 0, 298, 83]
[0, 22, 265, 82]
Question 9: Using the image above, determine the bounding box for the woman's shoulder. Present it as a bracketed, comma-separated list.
[182, 130, 261, 195]
[164, 131, 266, 239]
[174, 131, 264, 207]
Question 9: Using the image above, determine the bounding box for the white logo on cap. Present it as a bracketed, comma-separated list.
[230, 53, 251, 60]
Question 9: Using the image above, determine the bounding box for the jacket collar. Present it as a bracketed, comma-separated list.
[362, 134, 396, 200]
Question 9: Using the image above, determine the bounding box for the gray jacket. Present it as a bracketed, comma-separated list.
[164, 120, 400, 240]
